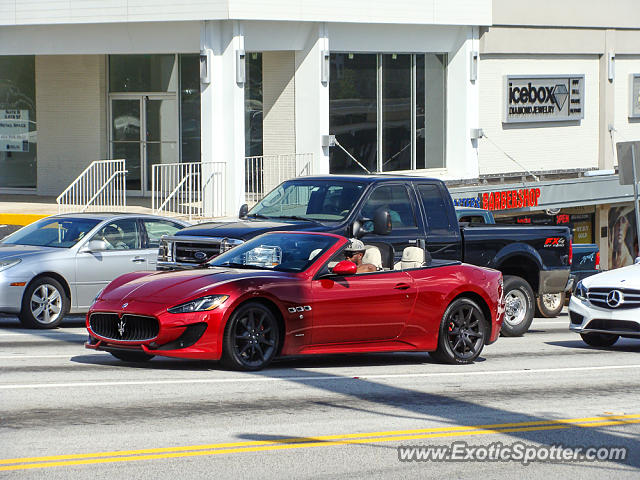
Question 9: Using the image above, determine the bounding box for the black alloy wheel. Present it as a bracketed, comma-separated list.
[430, 298, 487, 364]
[222, 302, 280, 371]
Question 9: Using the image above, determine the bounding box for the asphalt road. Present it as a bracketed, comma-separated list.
[1, 311, 639, 479]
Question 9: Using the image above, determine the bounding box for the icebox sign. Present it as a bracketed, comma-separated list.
[503, 75, 585, 124]
[0, 109, 29, 152]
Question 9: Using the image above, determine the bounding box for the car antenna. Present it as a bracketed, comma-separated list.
[332, 137, 372, 174]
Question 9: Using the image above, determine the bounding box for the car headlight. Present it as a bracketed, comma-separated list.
[0, 259, 21, 272]
[574, 280, 587, 300]
[92, 288, 105, 305]
[167, 295, 229, 314]
[220, 238, 243, 253]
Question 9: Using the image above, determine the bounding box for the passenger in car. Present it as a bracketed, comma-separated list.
[344, 239, 377, 273]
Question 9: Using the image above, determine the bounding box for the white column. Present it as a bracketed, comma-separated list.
[445, 27, 480, 180]
[201, 20, 246, 218]
[295, 23, 330, 175]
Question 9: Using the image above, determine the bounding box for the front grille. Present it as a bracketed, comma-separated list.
[174, 242, 220, 264]
[587, 287, 640, 310]
[585, 319, 640, 333]
[89, 313, 159, 341]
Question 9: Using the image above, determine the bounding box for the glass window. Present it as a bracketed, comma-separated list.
[92, 219, 141, 250]
[245, 52, 263, 158]
[248, 179, 365, 222]
[417, 184, 452, 234]
[329, 52, 446, 173]
[143, 219, 184, 248]
[416, 54, 446, 169]
[0, 55, 37, 188]
[382, 54, 411, 172]
[109, 55, 177, 93]
[329, 53, 377, 174]
[361, 185, 417, 229]
[180, 54, 201, 163]
[2, 218, 100, 248]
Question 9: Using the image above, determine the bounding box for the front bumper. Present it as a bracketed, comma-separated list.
[0, 273, 28, 314]
[568, 296, 640, 337]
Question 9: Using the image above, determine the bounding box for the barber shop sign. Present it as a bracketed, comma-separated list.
[504, 75, 584, 123]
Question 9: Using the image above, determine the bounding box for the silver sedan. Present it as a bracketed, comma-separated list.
[0, 213, 190, 328]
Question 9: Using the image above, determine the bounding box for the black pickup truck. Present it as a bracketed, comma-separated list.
[158, 175, 571, 336]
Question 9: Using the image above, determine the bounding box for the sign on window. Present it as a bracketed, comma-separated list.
[0, 109, 29, 152]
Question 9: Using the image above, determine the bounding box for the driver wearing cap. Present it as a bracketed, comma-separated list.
[344, 239, 376, 273]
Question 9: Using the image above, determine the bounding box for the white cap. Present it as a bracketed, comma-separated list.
[345, 238, 365, 252]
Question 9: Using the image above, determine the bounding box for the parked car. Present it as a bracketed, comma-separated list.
[0, 213, 189, 328]
[569, 262, 640, 347]
[86, 231, 504, 369]
[158, 175, 571, 336]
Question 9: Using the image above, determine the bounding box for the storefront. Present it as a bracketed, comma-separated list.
[449, 175, 638, 269]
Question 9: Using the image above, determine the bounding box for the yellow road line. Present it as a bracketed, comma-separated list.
[0, 213, 48, 226]
[1, 414, 638, 471]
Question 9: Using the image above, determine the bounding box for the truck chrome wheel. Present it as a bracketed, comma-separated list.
[505, 290, 527, 325]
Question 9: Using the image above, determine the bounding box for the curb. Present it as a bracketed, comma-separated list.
[0, 213, 50, 226]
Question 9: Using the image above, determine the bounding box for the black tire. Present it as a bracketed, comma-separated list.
[19, 276, 69, 329]
[430, 297, 487, 365]
[501, 275, 535, 337]
[580, 332, 619, 347]
[536, 292, 566, 318]
[110, 351, 155, 362]
[222, 302, 280, 371]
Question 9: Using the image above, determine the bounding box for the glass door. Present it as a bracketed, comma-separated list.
[110, 95, 177, 195]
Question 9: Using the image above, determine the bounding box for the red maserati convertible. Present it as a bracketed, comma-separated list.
[86, 232, 504, 370]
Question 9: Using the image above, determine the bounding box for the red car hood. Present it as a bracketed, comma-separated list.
[101, 267, 286, 304]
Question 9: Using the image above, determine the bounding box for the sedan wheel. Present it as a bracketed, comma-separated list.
[222, 302, 280, 371]
[19, 277, 69, 329]
[430, 298, 487, 364]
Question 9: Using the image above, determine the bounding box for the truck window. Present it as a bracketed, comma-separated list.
[361, 185, 417, 228]
[417, 184, 453, 234]
[459, 215, 486, 224]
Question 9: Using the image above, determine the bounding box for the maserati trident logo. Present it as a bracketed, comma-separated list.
[606, 290, 623, 308]
[117, 319, 126, 337]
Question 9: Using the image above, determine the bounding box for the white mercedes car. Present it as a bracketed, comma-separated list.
[569, 262, 640, 347]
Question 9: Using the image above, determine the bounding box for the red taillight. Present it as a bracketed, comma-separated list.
[568, 242, 573, 265]
[596, 251, 600, 269]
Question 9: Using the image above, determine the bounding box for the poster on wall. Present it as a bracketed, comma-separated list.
[631, 74, 640, 119]
[0, 109, 29, 152]
[608, 205, 638, 269]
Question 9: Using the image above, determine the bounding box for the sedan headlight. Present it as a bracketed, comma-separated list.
[167, 295, 229, 314]
[574, 280, 588, 300]
[0, 259, 21, 272]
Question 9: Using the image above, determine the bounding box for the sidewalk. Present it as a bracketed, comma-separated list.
[0, 194, 155, 226]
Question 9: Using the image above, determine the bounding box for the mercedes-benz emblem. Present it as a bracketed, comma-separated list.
[122, 302, 128, 309]
[117, 319, 126, 337]
[606, 290, 623, 308]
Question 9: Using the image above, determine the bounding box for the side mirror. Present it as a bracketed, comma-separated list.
[635, 257, 640, 265]
[332, 260, 357, 276]
[351, 220, 363, 239]
[79, 240, 108, 253]
[373, 209, 392, 235]
[239, 203, 249, 219]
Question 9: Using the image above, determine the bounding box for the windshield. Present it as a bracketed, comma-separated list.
[247, 180, 365, 222]
[2, 218, 101, 248]
[209, 233, 339, 272]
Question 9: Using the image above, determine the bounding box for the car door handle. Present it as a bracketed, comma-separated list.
[131, 257, 146, 263]
[394, 283, 411, 290]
